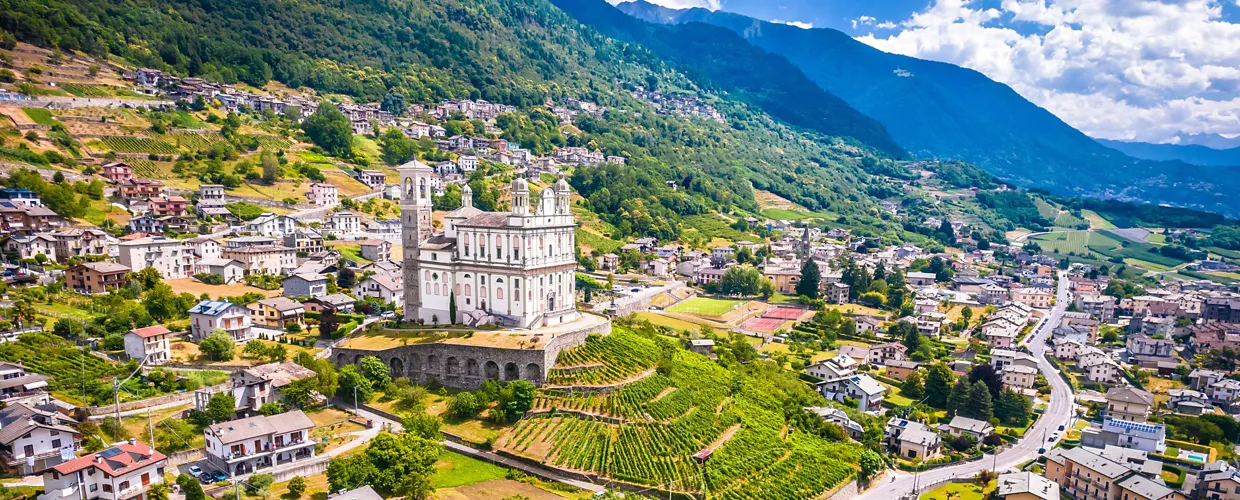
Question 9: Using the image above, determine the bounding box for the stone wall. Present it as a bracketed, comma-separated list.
[76, 383, 228, 418]
[330, 315, 611, 389]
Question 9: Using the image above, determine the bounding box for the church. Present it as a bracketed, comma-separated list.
[399, 160, 581, 328]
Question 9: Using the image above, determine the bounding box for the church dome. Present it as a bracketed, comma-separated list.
[512, 177, 528, 193]
[555, 175, 571, 193]
[541, 186, 556, 199]
[462, 183, 473, 195]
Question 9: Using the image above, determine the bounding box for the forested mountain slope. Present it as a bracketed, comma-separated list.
[0, 0, 938, 241]
[1096, 139, 1240, 168]
[615, 0, 1240, 217]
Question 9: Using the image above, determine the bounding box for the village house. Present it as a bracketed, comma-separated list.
[307, 183, 339, 207]
[282, 273, 330, 298]
[1197, 461, 1240, 500]
[222, 244, 297, 276]
[303, 293, 356, 314]
[37, 441, 166, 500]
[196, 258, 245, 284]
[806, 355, 857, 380]
[1003, 364, 1038, 388]
[0, 203, 62, 234]
[147, 195, 189, 216]
[324, 212, 362, 237]
[1105, 387, 1154, 422]
[189, 300, 253, 343]
[906, 272, 936, 287]
[123, 326, 172, 365]
[946, 416, 995, 441]
[353, 275, 404, 308]
[1081, 418, 1167, 454]
[884, 418, 940, 460]
[118, 178, 164, 200]
[247, 297, 305, 329]
[204, 411, 315, 476]
[806, 407, 863, 440]
[359, 240, 392, 262]
[214, 362, 317, 414]
[817, 374, 886, 412]
[67, 262, 130, 294]
[1167, 389, 1210, 415]
[0, 362, 50, 405]
[358, 170, 387, 188]
[243, 213, 300, 237]
[1209, 379, 1240, 408]
[0, 402, 79, 475]
[996, 472, 1060, 500]
[1044, 446, 1166, 500]
[1080, 354, 1124, 384]
[1010, 287, 1053, 309]
[884, 360, 920, 381]
[865, 343, 908, 366]
[101, 162, 134, 184]
[825, 282, 850, 304]
[1053, 339, 1084, 360]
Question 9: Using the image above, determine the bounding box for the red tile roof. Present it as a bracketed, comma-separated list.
[52, 441, 165, 476]
[129, 325, 171, 339]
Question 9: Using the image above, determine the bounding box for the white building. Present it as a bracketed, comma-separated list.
[204, 411, 315, 476]
[38, 440, 166, 500]
[123, 325, 172, 365]
[307, 183, 338, 207]
[189, 300, 253, 342]
[400, 161, 579, 328]
[243, 213, 300, 237]
[0, 403, 79, 474]
[354, 275, 404, 308]
[817, 373, 887, 412]
[324, 212, 362, 237]
[117, 237, 194, 279]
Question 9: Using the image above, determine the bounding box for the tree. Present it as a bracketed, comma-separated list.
[900, 324, 921, 352]
[964, 381, 993, 421]
[338, 267, 357, 289]
[178, 475, 207, 500]
[503, 380, 537, 419]
[243, 339, 269, 359]
[859, 450, 883, 481]
[247, 473, 274, 496]
[947, 376, 972, 416]
[448, 392, 481, 418]
[199, 331, 236, 361]
[925, 363, 954, 408]
[205, 392, 236, 423]
[901, 370, 925, 399]
[327, 454, 377, 492]
[995, 389, 1031, 426]
[266, 343, 288, 362]
[380, 92, 407, 116]
[968, 363, 1004, 397]
[358, 355, 392, 388]
[148, 483, 170, 500]
[719, 265, 768, 296]
[337, 365, 374, 404]
[301, 104, 353, 157]
[796, 259, 821, 299]
[287, 476, 307, 498]
[401, 414, 442, 441]
[261, 152, 280, 184]
[258, 402, 284, 416]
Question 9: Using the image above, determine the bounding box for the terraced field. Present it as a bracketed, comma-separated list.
[499, 326, 863, 499]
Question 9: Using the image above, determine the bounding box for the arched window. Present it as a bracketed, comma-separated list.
[434, 283, 440, 295]
[465, 284, 471, 295]
[424, 270, 430, 280]
[481, 287, 488, 298]
[455, 284, 461, 295]
[424, 283, 430, 294]
[497, 288, 504, 300]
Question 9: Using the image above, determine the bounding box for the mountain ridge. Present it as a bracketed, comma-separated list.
[1095, 139, 1240, 167]
[613, 0, 1240, 217]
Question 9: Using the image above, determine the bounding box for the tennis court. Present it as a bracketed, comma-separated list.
[763, 307, 806, 320]
[741, 317, 786, 332]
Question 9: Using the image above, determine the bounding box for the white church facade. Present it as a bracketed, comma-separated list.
[399, 160, 580, 328]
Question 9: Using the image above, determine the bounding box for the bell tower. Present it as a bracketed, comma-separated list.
[399, 160, 434, 322]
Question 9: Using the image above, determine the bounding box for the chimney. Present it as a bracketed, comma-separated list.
[128, 438, 136, 446]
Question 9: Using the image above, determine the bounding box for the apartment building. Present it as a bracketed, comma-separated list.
[353, 275, 403, 308]
[66, 262, 130, 294]
[118, 237, 194, 280]
[306, 183, 338, 207]
[1044, 446, 1162, 500]
[38, 440, 166, 500]
[204, 411, 315, 476]
[1011, 288, 1054, 309]
[222, 245, 296, 276]
[358, 240, 391, 262]
[1105, 387, 1154, 423]
[0, 403, 79, 475]
[247, 298, 305, 329]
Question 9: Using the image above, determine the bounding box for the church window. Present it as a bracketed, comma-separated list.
[465, 284, 471, 295]
[481, 287, 488, 298]
[497, 288, 504, 300]
[424, 283, 430, 295]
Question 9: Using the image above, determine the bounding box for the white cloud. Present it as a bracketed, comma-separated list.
[876, 21, 899, 29]
[855, 0, 1240, 142]
[774, 19, 815, 29]
[851, 16, 876, 29]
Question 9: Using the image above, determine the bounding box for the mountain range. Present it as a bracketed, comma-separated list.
[1095, 139, 1240, 168]
[606, 0, 1240, 217]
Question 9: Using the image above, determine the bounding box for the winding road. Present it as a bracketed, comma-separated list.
[856, 272, 1077, 500]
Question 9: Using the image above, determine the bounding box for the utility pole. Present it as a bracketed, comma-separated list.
[147, 408, 154, 449]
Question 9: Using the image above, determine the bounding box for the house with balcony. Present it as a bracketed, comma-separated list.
[1127, 334, 1175, 358]
[1105, 387, 1154, 423]
[202, 362, 317, 415]
[1198, 461, 1240, 500]
[947, 416, 995, 441]
[38, 440, 166, 500]
[353, 275, 403, 308]
[247, 298, 305, 329]
[242, 213, 299, 238]
[282, 273, 329, 298]
[123, 326, 172, 365]
[997, 471, 1060, 500]
[118, 237, 194, 280]
[0, 362, 50, 404]
[66, 262, 130, 295]
[358, 240, 391, 262]
[1167, 389, 1210, 415]
[817, 373, 886, 412]
[204, 411, 315, 477]
[884, 418, 940, 460]
[101, 162, 133, 184]
[1081, 418, 1166, 454]
[306, 183, 338, 207]
[0, 403, 79, 475]
[118, 178, 164, 200]
[189, 300, 253, 343]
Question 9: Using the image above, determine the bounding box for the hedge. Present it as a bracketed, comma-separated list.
[1162, 463, 1186, 489]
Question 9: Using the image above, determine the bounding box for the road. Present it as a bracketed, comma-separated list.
[857, 272, 1076, 500]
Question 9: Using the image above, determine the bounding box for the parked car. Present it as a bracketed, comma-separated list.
[212, 470, 228, 483]
[188, 465, 202, 477]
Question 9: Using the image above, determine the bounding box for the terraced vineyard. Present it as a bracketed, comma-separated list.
[168, 131, 226, 151]
[0, 331, 120, 397]
[127, 158, 161, 178]
[254, 135, 292, 150]
[546, 332, 662, 386]
[101, 136, 179, 155]
[500, 326, 864, 498]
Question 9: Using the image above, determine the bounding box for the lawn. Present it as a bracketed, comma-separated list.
[269, 473, 329, 500]
[22, 108, 57, 126]
[1082, 210, 1117, 229]
[442, 418, 512, 446]
[1029, 230, 1121, 256]
[429, 450, 508, 489]
[829, 303, 887, 317]
[631, 312, 701, 333]
[761, 208, 830, 220]
[665, 297, 745, 316]
[327, 242, 368, 263]
[920, 480, 996, 500]
[574, 227, 622, 254]
[881, 382, 914, 407]
[306, 407, 367, 434]
[1124, 258, 1172, 273]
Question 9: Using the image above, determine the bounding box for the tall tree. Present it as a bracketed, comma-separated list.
[301, 104, 353, 157]
[968, 363, 1004, 397]
[947, 376, 972, 416]
[965, 381, 994, 421]
[796, 259, 821, 299]
[924, 363, 954, 408]
[901, 370, 925, 399]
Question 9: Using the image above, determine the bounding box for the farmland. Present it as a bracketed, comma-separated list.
[1028, 230, 1121, 256]
[100, 136, 179, 155]
[500, 326, 864, 499]
[545, 330, 662, 386]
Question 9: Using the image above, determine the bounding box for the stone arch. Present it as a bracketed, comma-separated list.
[352, 355, 362, 365]
[504, 362, 519, 381]
[524, 363, 542, 384]
[484, 361, 500, 380]
[389, 357, 404, 378]
[445, 357, 459, 377]
[426, 355, 440, 374]
[336, 353, 346, 365]
[466, 359, 480, 377]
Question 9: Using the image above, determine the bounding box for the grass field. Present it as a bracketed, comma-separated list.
[574, 227, 623, 254]
[1029, 230, 1122, 256]
[920, 481, 996, 500]
[632, 312, 702, 332]
[1082, 210, 1117, 229]
[165, 278, 281, 299]
[1124, 258, 1173, 273]
[760, 208, 830, 220]
[429, 450, 508, 489]
[680, 213, 761, 242]
[22, 108, 56, 126]
[434, 479, 568, 500]
[665, 297, 745, 316]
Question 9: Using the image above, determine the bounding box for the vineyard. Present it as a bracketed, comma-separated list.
[254, 135, 292, 150]
[101, 136, 179, 155]
[498, 326, 863, 498]
[0, 332, 120, 397]
[60, 84, 114, 97]
[168, 131, 227, 151]
[546, 332, 663, 386]
[127, 158, 162, 178]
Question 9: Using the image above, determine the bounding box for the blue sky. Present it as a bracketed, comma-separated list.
[615, 0, 1240, 144]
